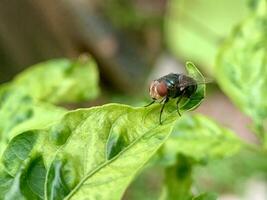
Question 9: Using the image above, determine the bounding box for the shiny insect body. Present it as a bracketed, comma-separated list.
[146, 73, 202, 124]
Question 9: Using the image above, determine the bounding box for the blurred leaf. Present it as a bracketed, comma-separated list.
[122, 166, 164, 200]
[12, 56, 99, 103]
[104, 0, 144, 29]
[158, 114, 242, 165]
[193, 192, 217, 200]
[160, 154, 193, 200]
[0, 56, 100, 156]
[165, 0, 250, 75]
[215, 0, 267, 143]
[194, 149, 267, 194]
[0, 103, 179, 199]
[156, 114, 240, 199]
[104, 0, 163, 30]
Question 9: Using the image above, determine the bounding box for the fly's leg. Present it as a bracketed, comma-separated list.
[159, 97, 169, 125]
[144, 99, 155, 107]
[145, 97, 166, 107]
[159, 98, 166, 103]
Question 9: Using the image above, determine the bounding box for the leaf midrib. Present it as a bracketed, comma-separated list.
[64, 118, 176, 199]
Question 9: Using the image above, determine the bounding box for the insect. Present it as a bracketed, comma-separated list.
[146, 73, 209, 124]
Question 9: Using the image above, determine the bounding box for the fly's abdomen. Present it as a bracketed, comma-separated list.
[184, 84, 197, 98]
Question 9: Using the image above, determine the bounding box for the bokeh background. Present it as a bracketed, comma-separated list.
[0, 0, 266, 199]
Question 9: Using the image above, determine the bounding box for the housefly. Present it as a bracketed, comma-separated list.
[146, 73, 210, 124]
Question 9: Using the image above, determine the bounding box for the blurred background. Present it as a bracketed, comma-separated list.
[0, 0, 266, 199]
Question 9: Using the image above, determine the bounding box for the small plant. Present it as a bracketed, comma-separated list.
[1, 1, 267, 199]
[0, 55, 241, 200]
[0, 55, 201, 198]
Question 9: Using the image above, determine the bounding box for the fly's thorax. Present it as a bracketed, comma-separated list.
[149, 80, 168, 100]
[162, 74, 181, 98]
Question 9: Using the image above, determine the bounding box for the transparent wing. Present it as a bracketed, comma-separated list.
[177, 74, 213, 87]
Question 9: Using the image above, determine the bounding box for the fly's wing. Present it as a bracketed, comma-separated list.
[179, 62, 207, 112]
[177, 74, 213, 87]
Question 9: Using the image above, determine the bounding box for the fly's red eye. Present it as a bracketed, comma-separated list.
[156, 82, 168, 97]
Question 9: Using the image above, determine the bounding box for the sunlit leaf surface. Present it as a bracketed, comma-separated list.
[0, 61, 207, 199]
[0, 104, 178, 199]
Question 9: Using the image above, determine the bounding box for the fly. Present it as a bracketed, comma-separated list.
[146, 73, 211, 124]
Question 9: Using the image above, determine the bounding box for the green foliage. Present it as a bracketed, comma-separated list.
[0, 56, 99, 156]
[2, 1, 266, 195]
[155, 114, 241, 200]
[47, 104, 179, 200]
[165, 0, 250, 74]
[0, 58, 224, 199]
[0, 0, 266, 196]
[0, 103, 177, 199]
[193, 193, 217, 200]
[12, 57, 99, 103]
[215, 0, 267, 144]
[2, 1, 267, 199]
[160, 154, 194, 200]
[194, 149, 267, 193]
[159, 114, 242, 165]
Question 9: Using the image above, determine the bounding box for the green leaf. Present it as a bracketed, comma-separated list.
[12, 56, 99, 103]
[0, 56, 99, 156]
[194, 148, 267, 194]
[122, 166, 163, 200]
[160, 154, 193, 200]
[157, 114, 240, 200]
[180, 62, 206, 112]
[0, 61, 206, 199]
[215, 0, 267, 142]
[45, 104, 179, 200]
[159, 114, 242, 165]
[0, 103, 181, 199]
[1, 155, 47, 200]
[193, 192, 217, 200]
[165, 0, 250, 75]
[0, 100, 65, 157]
